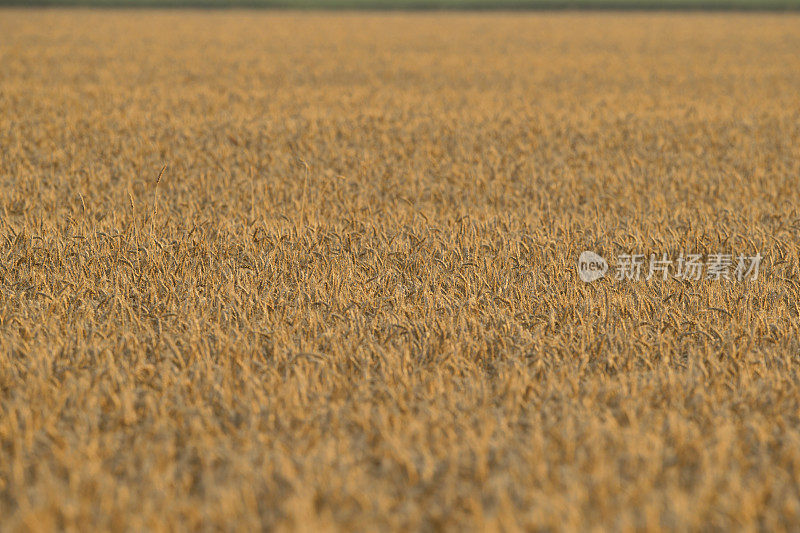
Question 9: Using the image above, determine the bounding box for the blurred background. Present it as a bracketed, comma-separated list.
[2, 0, 799, 10]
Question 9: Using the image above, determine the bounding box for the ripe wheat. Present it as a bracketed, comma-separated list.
[1, 10, 799, 531]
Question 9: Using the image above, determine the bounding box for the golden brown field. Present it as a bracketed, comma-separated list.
[1, 9, 800, 531]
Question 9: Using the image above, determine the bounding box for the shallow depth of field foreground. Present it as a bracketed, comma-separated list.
[1, 10, 800, 530]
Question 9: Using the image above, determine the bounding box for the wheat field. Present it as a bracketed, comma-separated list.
[1, 10, 800, 531]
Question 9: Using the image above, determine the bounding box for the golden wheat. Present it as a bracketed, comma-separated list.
[1, 9, 799, 531]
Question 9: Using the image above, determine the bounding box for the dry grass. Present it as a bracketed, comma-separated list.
[1, 10, 800, 531]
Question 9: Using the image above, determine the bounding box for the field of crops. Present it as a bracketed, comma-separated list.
[1, 10, 799, 530]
